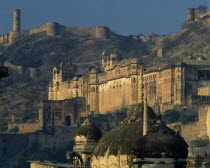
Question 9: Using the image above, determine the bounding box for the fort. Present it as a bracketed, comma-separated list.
[47, 51, 210, 115]
[2, 7, 209, 47]
[0, 9, 111, 45]
[187, 7, 210, 24]
[1, 6, 210, 168]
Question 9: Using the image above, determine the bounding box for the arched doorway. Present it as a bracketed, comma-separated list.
[66, 115, 71, 126]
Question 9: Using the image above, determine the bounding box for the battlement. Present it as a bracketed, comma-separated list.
[0, 9, 111, 45]
[187, 8, 210, 23]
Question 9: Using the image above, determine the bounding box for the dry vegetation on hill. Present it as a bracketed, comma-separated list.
[0, 16, 210, 129]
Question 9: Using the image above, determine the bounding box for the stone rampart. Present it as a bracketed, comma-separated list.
[187, 8, 210, 23]
[139, 35, 167, 45]
[8, 122, 40, 134]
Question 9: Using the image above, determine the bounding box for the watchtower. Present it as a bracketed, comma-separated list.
[187, 8, 196, 23]
[13, 9, 21, 32]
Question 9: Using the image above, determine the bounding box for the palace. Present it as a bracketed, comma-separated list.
[48, 49, 141, 113]
[39, 50, 210, 128]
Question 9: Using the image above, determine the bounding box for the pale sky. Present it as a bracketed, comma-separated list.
[0, 0, 209, 36]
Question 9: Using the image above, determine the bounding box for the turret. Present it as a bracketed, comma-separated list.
[46, 22, 59, 36]
[95, 26, 110, 39]
[187, 8, 196, 23]
[13, 9, 20, 32]
[101, 49, 122, 70]
[73, 119, 102, 167]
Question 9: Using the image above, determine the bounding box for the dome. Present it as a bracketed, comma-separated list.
[72, 76, 78, 81]
[75, 119, 102, 141]
[90, 68, 98, 74]
[135, 119, 188, 159]
[92, 103, 157, 157]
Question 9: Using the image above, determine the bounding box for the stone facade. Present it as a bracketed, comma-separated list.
[39, 98, 86, 129]
[167, 104, 210, 144]
[48, 50, 141, 114]
[48, 52, 210, 117]
[8, 122, 40, 134]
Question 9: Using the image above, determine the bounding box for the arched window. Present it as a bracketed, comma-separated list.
[53, 69, 57, 74]
[93, 87, 95, 92]
[133, 77, 136, 83]
[65, 115, 71, 126]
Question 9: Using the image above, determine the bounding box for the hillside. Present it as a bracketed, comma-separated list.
[0, 16, 210, 129]
[146, 16, 210, 66]
[0, 31, 150, 129]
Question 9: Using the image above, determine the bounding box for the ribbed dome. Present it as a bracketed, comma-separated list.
[93, 103, 157, 157]
[135, 119, 188, 159]
[75, 119, 102, 141]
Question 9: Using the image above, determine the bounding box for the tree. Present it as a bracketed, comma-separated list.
[198, 4, 208, 11]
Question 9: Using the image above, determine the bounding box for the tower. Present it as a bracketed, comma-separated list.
[187, 8, 195, 24]
[95, 26, 110, 39]
[13, 9, 21, 32]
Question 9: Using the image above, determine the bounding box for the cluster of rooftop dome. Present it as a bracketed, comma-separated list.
[74, 103, 188, 167]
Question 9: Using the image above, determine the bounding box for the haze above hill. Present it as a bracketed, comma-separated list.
[0, 0, 209, 36]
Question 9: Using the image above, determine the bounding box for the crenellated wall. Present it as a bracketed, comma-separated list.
[187, 8, 210, 23]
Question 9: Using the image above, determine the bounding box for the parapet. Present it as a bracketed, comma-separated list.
[95, 26, 110, 39]
[187, 8, 210, 23]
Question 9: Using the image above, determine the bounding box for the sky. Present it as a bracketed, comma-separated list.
[0, 0, 209, 36]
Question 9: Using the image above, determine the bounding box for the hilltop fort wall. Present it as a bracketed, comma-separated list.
[187, 8, 210, 23]
[0, 9, 111, 45]
[48, 52, 210, 117]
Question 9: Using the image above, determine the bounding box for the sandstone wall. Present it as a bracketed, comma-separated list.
[168, 105, 209, 144]
[8, 122, 40, 134]
[49, 59, 140, 113]
[139, 35, 167, 45]
[0, 23, 111, 45]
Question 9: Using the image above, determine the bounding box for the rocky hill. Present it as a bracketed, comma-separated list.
[0, 30, 150, 130]
[0, 16, 210, 130]
[147, 16, 210, 66]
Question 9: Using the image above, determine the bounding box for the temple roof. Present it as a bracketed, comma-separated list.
[75, 119, 102, 141]
[92, 103, 157, 157]
[135, 119, 188, 159]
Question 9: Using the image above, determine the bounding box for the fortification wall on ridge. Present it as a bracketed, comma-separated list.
[187, 8, 210, 23]
[0, 24, 110, 45]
